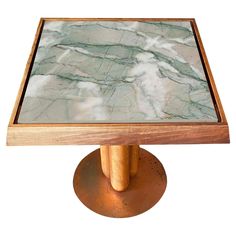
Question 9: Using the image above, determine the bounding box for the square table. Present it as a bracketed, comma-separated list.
[7, 18, 229, 217]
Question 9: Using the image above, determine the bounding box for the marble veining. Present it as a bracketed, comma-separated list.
[18, 21, 218, 123]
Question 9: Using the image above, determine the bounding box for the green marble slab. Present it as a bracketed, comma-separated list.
[17, 20, 218, 123]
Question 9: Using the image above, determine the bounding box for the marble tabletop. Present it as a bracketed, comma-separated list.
[17, 20, 218, 123]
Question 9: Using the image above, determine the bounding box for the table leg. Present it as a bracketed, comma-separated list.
[100, 145, 140, 191]
[109, 145, 130, 191]
[100, 145, 110, 178]
[73, 146, 167, 217]
[129, 145, 139, 177]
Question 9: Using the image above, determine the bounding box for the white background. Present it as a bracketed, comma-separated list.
[0, 0, 235, 235]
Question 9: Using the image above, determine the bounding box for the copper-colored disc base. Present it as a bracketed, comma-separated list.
[73, 148, 167, 218]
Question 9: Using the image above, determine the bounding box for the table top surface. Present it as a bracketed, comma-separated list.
[17, 19, 218, 124]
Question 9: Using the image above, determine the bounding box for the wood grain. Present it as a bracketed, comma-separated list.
[109, 145, 129, 191]
[100, 145, 110, 178]
[191, 19, 227, 123]
[9, 18, 44, 125]
[7, 123, 229, 145]
[6, 18, 230, 146]
[129, 145, 139, 177]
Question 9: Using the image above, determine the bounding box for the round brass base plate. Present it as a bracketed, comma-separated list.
[73, 148, 167, 218]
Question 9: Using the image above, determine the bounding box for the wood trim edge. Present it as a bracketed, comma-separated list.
[8, 18, 44, 126]
[6, 18, 230, 145]
[191, 19, 228, 124]
[7, 124, 230, 146]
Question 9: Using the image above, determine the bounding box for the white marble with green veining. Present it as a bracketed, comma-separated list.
[18, 20, 218, 123]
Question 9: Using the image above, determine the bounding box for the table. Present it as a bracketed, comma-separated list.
[7, 18, 229, 217]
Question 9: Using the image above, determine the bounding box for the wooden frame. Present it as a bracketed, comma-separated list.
[7, 18, 230, 145]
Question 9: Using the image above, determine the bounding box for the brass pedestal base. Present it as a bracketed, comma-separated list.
[73, 148, 167, 218]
